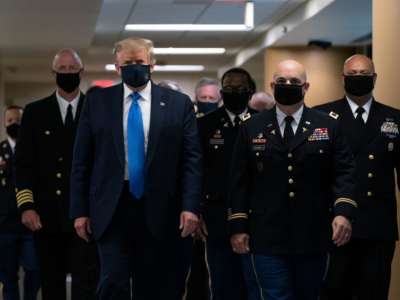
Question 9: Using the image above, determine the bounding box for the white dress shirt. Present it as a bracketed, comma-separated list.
[7, 137, 15, 154]
[56, 90, 81, 123]
[346, 96, 373, 124]
[225, 108, 249, 126]
[276, 105, 304, 137]
[123, 82, 152, 180]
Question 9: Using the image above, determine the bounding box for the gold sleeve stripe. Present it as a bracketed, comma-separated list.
[228, 213, 248, 221]
[17, 198, 34, 207]
[229, 215, 249, 221]
[17, 195, 33, 204]
[16, 189, 33, 197]
[334, 198, 357, 208]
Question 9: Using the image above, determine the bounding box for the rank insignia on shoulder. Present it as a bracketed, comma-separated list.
[242, 113, 251, 122]
[329, 111, 339, 119]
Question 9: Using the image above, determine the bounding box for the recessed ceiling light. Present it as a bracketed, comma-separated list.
[125, 2, 254, 32]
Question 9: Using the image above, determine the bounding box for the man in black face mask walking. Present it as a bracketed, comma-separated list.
[316, 55, 400, 300]
[228, 60, 356, 300]
[196, 68, 257, 300]
[0, 105, 41, 300]
[15, 49, 98, 300]
[70, 37, 202, 300]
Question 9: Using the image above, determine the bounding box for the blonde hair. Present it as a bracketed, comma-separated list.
[113, 37, 156, 65]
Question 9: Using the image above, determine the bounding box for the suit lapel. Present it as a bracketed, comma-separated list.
[109, 84, 125, 168]
[145, 83, 166, 169]
[289, 107, 315, 151]
[75, 93, 85, 125]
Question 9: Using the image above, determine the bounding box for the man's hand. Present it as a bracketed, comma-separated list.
[231, 233, 250, 254]
[74, 217, 92, 242]
[21, 210, 42, 231]
[332, 215, 352, 247]
[179, 211, 199, 238]
[193, 216, 208, 241]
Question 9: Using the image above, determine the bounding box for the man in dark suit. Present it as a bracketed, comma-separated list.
[15, 49, 98, 300]
[316, 54, 399, 300]
[70, 37, 202, 300]
[196, 68, 258, 300]
[0, 105, 40, 300]
[229, 60, 357, 300]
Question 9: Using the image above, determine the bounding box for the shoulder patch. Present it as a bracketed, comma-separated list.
[329, 111, 339, 119]
[242, 113, 251, 122]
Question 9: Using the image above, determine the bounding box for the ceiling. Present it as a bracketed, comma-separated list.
[0, 0, 371, 84]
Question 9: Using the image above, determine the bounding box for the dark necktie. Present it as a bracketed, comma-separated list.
[233, 116, 241, 128]
[65, 104, 74, 130]
[283, 115, 295, 146]
[355, 106, 366, 127]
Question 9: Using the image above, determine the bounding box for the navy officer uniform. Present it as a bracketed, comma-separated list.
[0, 136, 40, 300]
[15, 92, 99, 300]
[316, 97, 400, 299]
[228, 106, 357, 300]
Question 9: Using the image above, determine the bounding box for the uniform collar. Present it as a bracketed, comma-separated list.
[346, 96, 373, 116]
[276, 104, 304, 128]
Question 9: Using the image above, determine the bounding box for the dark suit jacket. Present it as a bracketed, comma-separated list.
[228, 106, 356, 255]
[315, 98, 400, 241]
[70, 82, 202, 241]
[0, 139, 27, 233]
[197, 106, 257, 239]
[15, 92, 85, 233]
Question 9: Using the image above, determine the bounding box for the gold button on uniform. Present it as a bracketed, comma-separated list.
[367, 191, 373, 197]
[58, 157, 63, 162]
[288, 166, 293, 172]
[368, 154, 375, 160]
[256, 152, 260, 157]
[368, 173, 374, 178]
[56, 190, 62, 196]
[288, 178, 294, 184]
[288, 153, 293, 158]
[289, 192, 295, 198]
[56, 173, 62, 179]
[214, 145, 219, 149]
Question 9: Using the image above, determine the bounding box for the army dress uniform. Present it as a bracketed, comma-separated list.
[15, 93, 98, 300]
[0, 138, 40, 300]
[315, 98, 400, 300]
[228, 106, 356, 300]
[197, 106, 256, 300]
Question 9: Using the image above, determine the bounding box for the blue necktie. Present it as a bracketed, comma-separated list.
[127, 92, 145, 199]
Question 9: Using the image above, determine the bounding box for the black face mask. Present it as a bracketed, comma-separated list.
[222, 91, 251, 115]
[6, 123, 20, 139]
[344, 75, 374, 96]
[121, 64, 151, 88]
[56, 72, 81, 93]
[197, 102, 219, 115]
[273, 84, 304, 106]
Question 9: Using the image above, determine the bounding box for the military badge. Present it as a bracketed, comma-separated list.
[329, 111, 339, 119]
[242, 113, 251, 122]
[252, 133, 267, 151]
[388, 142, 394, 152]
[210, 129, 224, 147]
[308, 128, 329, 141]
[381, 121, 399, 138]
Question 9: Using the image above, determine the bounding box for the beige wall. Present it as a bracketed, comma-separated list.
[373, 0, 400, 299]
[264, 47, 356, 106]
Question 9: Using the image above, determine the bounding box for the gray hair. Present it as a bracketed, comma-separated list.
[52, 48, 83, 70]
[195, 77, 220, 97]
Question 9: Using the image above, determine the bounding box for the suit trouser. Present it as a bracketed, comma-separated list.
[0, 233, 40, 300]
[96, 186, 192, 300]
[34, 231, 99, 300]
[248, 253, 327, 300]
[321, 239, 395, 300]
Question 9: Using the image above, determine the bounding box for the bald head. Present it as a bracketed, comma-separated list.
[52, 48, 83, 72]
[273, 59, 307, 83]
[343, 54, 375, 75]
[249, 92, 275, 112]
